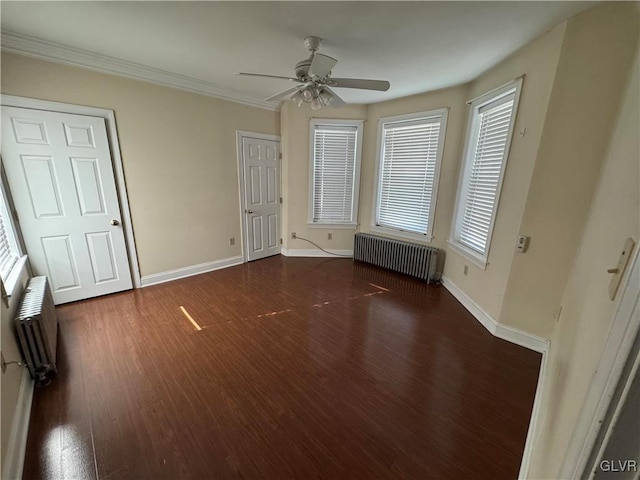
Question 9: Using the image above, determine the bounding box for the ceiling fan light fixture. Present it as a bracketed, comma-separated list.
[319, 89, 334, 107]
[241, 36, 390, 110]
[300, 88, 314, 103]
[311, 96, 322, 111]
[290, 90, 304, 107]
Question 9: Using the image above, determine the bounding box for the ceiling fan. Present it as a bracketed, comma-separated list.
[237, 36, 390, 109]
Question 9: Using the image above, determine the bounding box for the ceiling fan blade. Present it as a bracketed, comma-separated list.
[329, 78, 390, 91]
[236, 72, 301, 82]
[264, 85, 304, 102]
[322, 87, 346, 107]
[308, 53, 337, 79]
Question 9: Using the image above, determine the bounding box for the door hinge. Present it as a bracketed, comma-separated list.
[279, 238, 283, 245]
[279, 152, 283, 160]
[12, 209, 19, 223]
[279, 197, 283, 204]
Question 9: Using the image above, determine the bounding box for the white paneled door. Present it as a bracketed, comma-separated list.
[1, 106, 132, 304]
[242, 136, 280, 261]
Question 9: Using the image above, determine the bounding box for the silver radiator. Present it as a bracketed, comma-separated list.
[353, 233, 440, 283]
[14, 276, 58, 385]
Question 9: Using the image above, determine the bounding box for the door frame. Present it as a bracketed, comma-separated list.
[235, 130, 281, 263]
[0, 94, 142, 288]
[559, 247, 640, 478]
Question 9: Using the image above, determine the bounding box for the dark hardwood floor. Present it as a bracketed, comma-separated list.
[23, 256, 541, 479]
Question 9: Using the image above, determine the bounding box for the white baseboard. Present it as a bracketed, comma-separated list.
[141, 255, 244, 287]
[440, 276, 549, 353]
[495, 322, 549, 354]
[2, 368, 34, 480]
[440, 275, 550, 480]
[518, 349, 549, 479]
[441, 276, 497, 334]
[280, 247, 353, 258]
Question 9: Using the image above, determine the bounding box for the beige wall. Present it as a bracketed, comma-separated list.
[1, 53, 280, 277]
[0, 267, 29, 474]
[281, 84, 469, 257]
[443, 23, 566, 321]
[281, 101, 367, 251]
[2, 3, 638, 476]
[499, 2, 640, 339]
[529, 47, 639, 480]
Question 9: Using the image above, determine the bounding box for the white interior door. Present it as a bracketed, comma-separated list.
[1, 106, 133, 304]
[242, 136, 280, 261]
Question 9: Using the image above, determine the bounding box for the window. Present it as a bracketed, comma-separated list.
[450, 79, 523, 267]
[309, 119, 363, 227]
[0, 183, 20, 282]
[373, 109, 448, 241]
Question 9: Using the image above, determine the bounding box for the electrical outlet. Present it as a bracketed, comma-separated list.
[328, 233, 332, 240]
[1, 352, 6, 374]
[291, 232, 297, 239]
[463, 265, 469, 276]
[516, 235, 530, 253]
[229, 237, 235, 246]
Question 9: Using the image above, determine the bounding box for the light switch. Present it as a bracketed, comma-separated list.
[609, 237, 636, 300]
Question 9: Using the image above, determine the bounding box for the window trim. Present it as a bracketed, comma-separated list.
[449, 78, 523, 269]
[371, 108, 449, 243]
[0, 164, 26, 299]
[307, 118, 364, 228]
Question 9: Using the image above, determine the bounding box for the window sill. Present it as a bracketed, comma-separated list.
[370, 225, 433, 243]
[306, 223, 358, 230]
[3, 255, 28, 303]
[446, 240, 488, 270]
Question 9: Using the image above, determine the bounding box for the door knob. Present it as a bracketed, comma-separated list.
[245, 209, 254, 214]
[110, 219, 120, 226]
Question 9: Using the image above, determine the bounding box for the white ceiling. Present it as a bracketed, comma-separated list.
[1, 1, 595, 107]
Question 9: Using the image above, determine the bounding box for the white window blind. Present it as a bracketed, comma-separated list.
[451, 78, 522, 266]
[0, 200, 19, 282]
[311, 122, 361, 224]
[376, 114, 445, 236]
[458, 94, 515, 254]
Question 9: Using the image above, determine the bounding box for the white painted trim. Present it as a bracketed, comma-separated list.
[518, 347, 549, 480]
[306, 223, 358, 230]
[588, 343, 640, 480]
[235, 131, 282, 263]
[1, 31, 280, 112]
[440, 275, 497, 334]
[449, 78, 524, 266]
[495, 322, 549, 354]
[371, 108, 449, 241]
[2, 255, 28, 301]
[370, 225, 434, 244]
[140, 256, 244, 287]
[559, 248, 640, 479]
[236, 131, 281, 143]
[446, 239, 488, 270]
[1, 368, 34, 480]
[280, 248, 353, 258]
[440, 276, 549, 354]
[440, 275, 550, 480]
[0, 94, 142, 289]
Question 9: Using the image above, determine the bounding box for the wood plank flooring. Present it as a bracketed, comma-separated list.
[23, 256, 541, 479]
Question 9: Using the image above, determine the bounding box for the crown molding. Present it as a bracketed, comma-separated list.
[1, 31, 281, 112]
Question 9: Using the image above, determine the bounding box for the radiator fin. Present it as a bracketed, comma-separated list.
[353, 233, 440, 283]
[14, 276, 58, 385]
